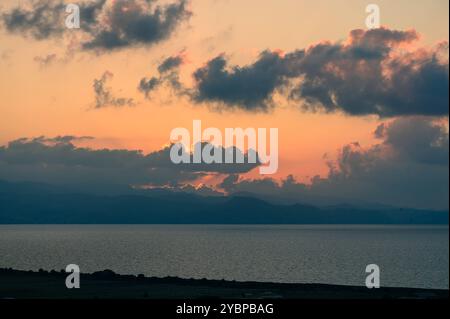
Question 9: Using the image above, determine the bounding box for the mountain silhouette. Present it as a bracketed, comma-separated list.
[0, 180, 447, 224]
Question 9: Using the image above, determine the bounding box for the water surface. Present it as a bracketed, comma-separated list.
[0, 225, 448, 289]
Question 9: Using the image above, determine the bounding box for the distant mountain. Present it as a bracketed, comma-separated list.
[0, 180, 448, 224]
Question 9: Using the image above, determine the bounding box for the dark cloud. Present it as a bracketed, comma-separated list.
[0, 137, 259, 189]
[292, 30, 449, 117]
[138, 76, 161, 98]
[1, 0, 191, 51]
[138, 52, 185, 98]
[1, 0, 66, 40]
[220, 117, 449, 210]
[82, 0, 191, 50]
[177, 28, 448, 116]
[374, 117, 449, 166]
[78, 0, 107, 31]
[191, 51, 297, 111]
[311, 117, 449, 209]
[94, 71, 135, 108]
[158, 55, 184, 73]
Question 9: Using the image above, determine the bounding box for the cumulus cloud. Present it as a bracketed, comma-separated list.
[292, 30, 449, 117]
[0, 137, 260, 189]
[374, 117, 448, 166]
[93, 71, 135, 108]
[220, 117, 449, 210]
[161, 28, 448, 116]
[1, 0, 191, 51]
[190, 51, 299, 111]
[82, 0, 191, 50]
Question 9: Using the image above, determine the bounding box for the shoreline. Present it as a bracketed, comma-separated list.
[0, 268, 448, 299]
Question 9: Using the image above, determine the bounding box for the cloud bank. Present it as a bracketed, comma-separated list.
[220, 117, 449, 210]
[151, 28, 448, 116]
[0, 137, 260, 189]
[1, 117, 447, 209]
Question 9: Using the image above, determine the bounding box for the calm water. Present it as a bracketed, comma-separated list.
[0, 225, 448, 289]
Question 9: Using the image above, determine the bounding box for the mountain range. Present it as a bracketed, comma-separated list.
[0, 180, 448, 224]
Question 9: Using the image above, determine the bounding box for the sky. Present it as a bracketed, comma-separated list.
[0, 0, 448, 210]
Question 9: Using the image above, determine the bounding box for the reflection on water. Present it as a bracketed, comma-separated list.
[0, 224, 448, 289]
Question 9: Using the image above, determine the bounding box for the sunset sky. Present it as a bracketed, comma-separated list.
[0, 0, 448, 210]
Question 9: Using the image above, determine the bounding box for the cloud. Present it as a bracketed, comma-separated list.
[0, 137, 259, 189]
[31, 135, 95, 144]
[157, 54, 184, 73]
[220, 117, 449, 210]
[190, 51, 297, 111]
[154, 142, 260, 174]
[138, 76, 161, 98]
[160, 28, 448, 116]
[0, 117, 447, 210]
[82, 0, 191, 50]
[1, 0, 191, 52]
[1, 0, 66, 40]
[374, 117, 449, 166]
[93, 71, 135, 108]
[33, 53, 58, 67]
[138, 52, 186, 98]
[292, 30, 449, 117]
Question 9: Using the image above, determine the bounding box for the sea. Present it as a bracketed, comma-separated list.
[0, 224, 448, 289]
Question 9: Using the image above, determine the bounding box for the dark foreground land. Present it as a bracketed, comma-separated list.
[0, 268, 448, 299]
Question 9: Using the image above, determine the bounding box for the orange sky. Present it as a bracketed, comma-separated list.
[0, 0, 449, 182]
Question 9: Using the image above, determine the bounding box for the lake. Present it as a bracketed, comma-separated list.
[0, 225, 448, 289]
